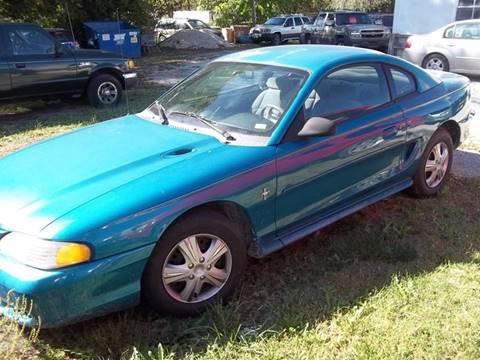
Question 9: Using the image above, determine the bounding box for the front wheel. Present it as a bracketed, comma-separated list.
[142, 211, 247, 316]
[87, 74, 123, 107]
[410, 129, 453, 197]
[272, 33, 281, 46]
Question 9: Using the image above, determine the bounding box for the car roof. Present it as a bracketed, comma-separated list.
[214, 45, 439, 91]
[215, 45, 384, 73]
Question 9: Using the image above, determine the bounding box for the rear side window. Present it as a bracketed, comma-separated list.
[294, 17, 302, 26]
[389, 67, 416, 98]
[444, 25, 455, 38]
[302, 17, 311, 25]
[305, 64, 390, 120]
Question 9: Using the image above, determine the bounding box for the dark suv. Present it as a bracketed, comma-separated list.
[301, 11, 391, 50]
[0, 22, 137, 107]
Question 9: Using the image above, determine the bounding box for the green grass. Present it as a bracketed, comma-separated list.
[0, 87, 161, 157]
[0, 175, 477, 359]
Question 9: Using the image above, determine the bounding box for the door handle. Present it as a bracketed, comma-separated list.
[15, 63, 26, 69]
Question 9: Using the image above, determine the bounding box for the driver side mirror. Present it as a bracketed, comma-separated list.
[298, 117, 336, 137]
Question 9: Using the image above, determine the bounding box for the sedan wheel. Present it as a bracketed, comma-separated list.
[142, 210, 247, 315]
[410, 128, 453, 198]
[423, 54, 449, 72]
[425, 142, 449, 188]
[162, 234, 232, 303]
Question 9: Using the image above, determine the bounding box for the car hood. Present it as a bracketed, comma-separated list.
[0, 115, 223, 234]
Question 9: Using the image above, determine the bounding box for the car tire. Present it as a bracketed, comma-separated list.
[422, 53, 450, 72]
[410, 128, 453, 198]
[142, 210, 247, 316]
[87, 74, 123, 107]
[272, 33, 281, 46]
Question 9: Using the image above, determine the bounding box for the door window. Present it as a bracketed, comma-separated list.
[453, 22, 480, 38]
[305, 64, 390, 120]
[315, 13, 326, 26]
[389, 67, 416, 98]
[7, 26, 55, 56]
[284, 18, 294, 27]
[294, 17, 303, 26]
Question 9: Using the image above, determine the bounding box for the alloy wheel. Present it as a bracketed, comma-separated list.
[425, 142, 449, 188]
[425, 57, 445, 71]
[162, 234, 232, 303]
[97, 81, 118, 105]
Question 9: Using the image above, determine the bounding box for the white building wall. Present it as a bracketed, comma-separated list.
[393, 0, 458, 34]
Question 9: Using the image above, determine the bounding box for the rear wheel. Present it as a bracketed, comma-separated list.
[142, 211, 247, 315]
[422, 54, 449, 72]
[410, 129, 453, 197]
[87, 74, 123, 107]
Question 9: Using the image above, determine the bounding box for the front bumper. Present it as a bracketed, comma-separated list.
[346, 37, 389, 49]
[0, 243, 154, 328]
[250, 32, 274, 42]
[123, 72, 138, 90]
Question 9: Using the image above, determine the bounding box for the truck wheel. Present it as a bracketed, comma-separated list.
[87, 74, 123, 107]
[142, 210, 247, 316]
[272, 33, 281, 46]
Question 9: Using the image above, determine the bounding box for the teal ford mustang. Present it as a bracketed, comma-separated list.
[0, 45, 474, 327]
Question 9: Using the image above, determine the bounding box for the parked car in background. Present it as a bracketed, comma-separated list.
[46, 28, 80, 49]
[402, 19, 480, 75]
[0, 45, 473, 327]
[0, 22, 137, 107]
[155, 18, 222, 43]
[369, 13, 394, 29]
[249, 14, 311, 45]
[302, 11, 390, 50]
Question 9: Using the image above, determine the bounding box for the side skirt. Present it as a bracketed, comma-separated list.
[249, 178, 413, 258]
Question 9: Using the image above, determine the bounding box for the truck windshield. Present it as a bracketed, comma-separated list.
[336, 13, 372, 25]
[265, 17, 286, 26]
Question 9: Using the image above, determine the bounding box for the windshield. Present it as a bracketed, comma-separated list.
[336, 13, 372, 25]
[265, 17, 286, 26]
[148, 62, 307, 139]
[188, 19, 209, 29]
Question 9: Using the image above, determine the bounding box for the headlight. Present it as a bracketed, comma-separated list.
[0, 233, 91, 270]
[384, 29, 391, 36]
[126, 59, 135, 70]
[262, 28, 271, 33]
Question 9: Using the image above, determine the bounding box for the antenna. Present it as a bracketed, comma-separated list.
[116, 8, 131, 115]
[65, 2, 77, 46]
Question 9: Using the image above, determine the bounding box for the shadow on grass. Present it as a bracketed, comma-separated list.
[0, 87, 162, 140]
[32, 176, 480, 359]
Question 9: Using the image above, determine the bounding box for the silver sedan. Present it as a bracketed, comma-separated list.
[402, 20, 480, 75]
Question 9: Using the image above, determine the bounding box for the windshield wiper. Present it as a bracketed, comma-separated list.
[153, 100, 169, 125]
[169, 111, 236, 141]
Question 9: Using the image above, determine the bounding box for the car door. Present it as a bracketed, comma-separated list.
[275, 63, 408, 238]
[444, 22, 480, 73]
[0, 30, 12, 99]
[293, 17, 304, 38]
[2, 24, 78, 98]
[282, 17, 296, 39]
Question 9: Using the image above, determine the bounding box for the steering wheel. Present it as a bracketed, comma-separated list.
[259, 104, 283, 123]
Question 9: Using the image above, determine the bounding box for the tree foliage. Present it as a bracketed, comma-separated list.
[0, 0, 394, 31]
